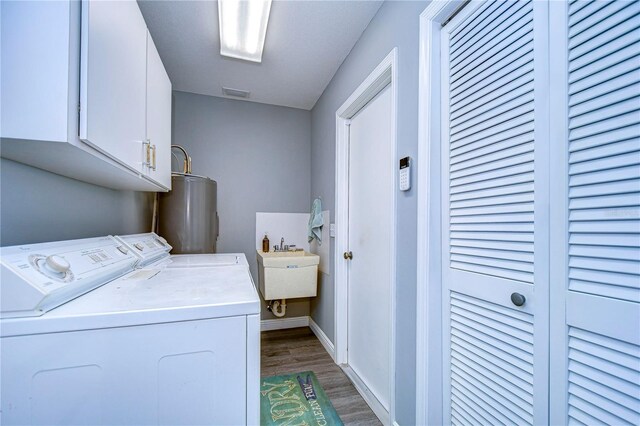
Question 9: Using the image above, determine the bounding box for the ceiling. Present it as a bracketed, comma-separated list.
[138, 0, 383, 110]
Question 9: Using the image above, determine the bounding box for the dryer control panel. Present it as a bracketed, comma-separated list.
[1, 236, 138, 318]
[115, 233, 172, 267]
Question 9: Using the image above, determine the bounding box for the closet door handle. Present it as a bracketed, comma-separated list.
[511, 292, 526, 307]
[343, 251, 353, 260]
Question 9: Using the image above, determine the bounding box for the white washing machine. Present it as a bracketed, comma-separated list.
[0, 234, 260, 426]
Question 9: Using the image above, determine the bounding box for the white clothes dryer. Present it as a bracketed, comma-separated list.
[115, 232, 248, 269]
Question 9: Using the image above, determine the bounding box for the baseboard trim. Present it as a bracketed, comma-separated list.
[308, 317, 335, 361]
[341, 365, 390, 425]
[260, 316, 309, 331]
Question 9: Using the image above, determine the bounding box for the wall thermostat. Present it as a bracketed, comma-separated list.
[399, 156, 411, 191]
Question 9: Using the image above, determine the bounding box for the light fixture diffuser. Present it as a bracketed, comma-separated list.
[218, 0, 272, 63]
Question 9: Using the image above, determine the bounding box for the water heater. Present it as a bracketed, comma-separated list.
[158, 173, 218, 254]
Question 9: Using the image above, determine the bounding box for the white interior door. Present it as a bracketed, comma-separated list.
[550, 1, 640, 424]
[347, 84, 393, 412]
[440, 1, 550, 424]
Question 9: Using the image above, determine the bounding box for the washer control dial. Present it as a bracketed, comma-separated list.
[117, 245, 129, 254]
[134, 243, 144, 251]
[46, 255, 70, 273]
[29, 254, 74, 283]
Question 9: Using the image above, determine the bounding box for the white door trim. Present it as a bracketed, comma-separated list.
[415, 2, 467, 425]
[334, 47, 398, 425]
[548, 1, 570, 423]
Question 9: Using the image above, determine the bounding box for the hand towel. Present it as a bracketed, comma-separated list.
[308, 198, 324, 244]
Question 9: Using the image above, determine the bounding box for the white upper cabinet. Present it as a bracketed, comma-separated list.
[0, 0, 172, 192]
[145, 32, 172, 189]
[80, 0, 148, 175]
[0, 1, 73, 143]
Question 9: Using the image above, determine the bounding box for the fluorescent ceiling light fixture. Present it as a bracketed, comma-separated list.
[218, 0, 272, 63]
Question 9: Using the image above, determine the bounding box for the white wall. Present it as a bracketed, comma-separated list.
[172, 91, 312, 320]
[256, 212, 310, 252]
[256, 210, 330, 273]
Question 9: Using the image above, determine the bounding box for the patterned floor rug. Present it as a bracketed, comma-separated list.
[260, 371, 344, 426]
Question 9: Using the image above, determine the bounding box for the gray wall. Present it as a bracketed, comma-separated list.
[172, 91, 312, 320]
[0, 158, 153, 246]
[309, 1, 427, 424]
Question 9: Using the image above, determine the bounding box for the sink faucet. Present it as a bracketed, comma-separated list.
[280, 237, 285, 251]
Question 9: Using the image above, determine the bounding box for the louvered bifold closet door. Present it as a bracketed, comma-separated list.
[550, 1, 640, 424]
[440, 1, 550, 425]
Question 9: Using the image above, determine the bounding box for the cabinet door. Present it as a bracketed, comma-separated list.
[145, 31, 172, 190]
[80, 0, 147, 174]
[440, 1, 550, 424]
[0, 0, 73, 143]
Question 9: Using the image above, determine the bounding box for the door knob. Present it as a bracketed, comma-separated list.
[343, 251, 353, 260]
[511, 292, 526, 307]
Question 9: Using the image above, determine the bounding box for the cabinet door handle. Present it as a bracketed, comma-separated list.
[143, 140, 151, 167]
[343, 251, 353, 260]
[151, 144, 157, 171]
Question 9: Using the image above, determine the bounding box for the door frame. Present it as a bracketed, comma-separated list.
[334, 47, 398, 425]
[415, 2, 470, 425]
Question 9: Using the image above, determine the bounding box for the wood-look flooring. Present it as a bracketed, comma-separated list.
[261, 327, 382, 426]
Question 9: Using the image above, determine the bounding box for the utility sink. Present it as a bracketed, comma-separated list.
[257, 250, 319, 300]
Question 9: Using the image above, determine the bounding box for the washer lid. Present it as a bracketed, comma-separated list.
[1, 264, 260, 336]
[167, 253, 248, 268]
